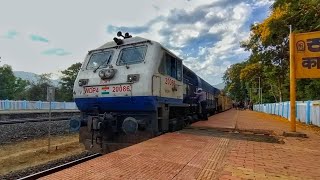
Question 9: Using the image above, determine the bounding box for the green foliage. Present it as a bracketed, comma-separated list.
[56, 63, 82, 101]
[0, 62, 82, 101]
[24, 73, 53, 101]
[224, 0, 320, 103]
[223, 62, 247, 101]
[0, 64, 29, 100]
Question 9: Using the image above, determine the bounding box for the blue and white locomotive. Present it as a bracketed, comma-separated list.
[73, 32, 227, 153]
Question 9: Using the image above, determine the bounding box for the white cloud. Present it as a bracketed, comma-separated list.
[0, 0, 271, 85]
[253, 0, 274, 7]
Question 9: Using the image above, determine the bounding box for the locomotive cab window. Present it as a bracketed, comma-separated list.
[158, 53, 166, 74]
[164, 53, 182, 81]
[118, 45, 147, 65]
[86, 50, 114, 70]
[176, 60, 182, 81]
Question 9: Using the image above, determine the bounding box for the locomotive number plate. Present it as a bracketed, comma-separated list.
[110, 85, 131, 93]
[101, 85, 131, 96]
[84, 85, 131, 96]
[84, 87, 99, 94]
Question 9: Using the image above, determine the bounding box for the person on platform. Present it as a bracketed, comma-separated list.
[193, 88, 208, 120]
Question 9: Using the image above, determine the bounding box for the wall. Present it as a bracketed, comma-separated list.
[254, 101, 320, 127]
[0, 100, 78, 110]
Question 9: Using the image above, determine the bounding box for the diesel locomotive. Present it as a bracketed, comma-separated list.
[72, 32, 232, 153]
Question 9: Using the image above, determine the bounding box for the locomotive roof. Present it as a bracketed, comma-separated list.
[95, 36, 155, 50]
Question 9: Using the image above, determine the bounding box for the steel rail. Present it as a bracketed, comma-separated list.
[18, 153, 101, 180]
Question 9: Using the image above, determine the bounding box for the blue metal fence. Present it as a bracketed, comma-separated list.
[254, 101, 320, 127]
[0, 100, 78, 110]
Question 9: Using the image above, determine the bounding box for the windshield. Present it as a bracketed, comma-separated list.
[86, 51, 114, 69]
[118, 45, 147, 65]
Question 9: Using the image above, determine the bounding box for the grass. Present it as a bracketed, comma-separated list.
[0, 133, 85, 175]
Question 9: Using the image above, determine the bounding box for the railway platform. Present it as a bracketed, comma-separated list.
[42, 110, 320, 180]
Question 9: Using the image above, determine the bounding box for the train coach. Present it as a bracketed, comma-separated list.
[72, 32, 232, 153]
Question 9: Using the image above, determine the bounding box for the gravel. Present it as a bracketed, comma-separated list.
[0, 120, 73, 144]
[0, 151, 95, 180]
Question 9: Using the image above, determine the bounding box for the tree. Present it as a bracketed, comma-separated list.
[57, 63, 82, 101]
[235, 0, 319, 102]
[25, 73, 53, 101]
[0, 64, 29, 100]
[223, 62, 247, 101]
[225, 0, 320, 103]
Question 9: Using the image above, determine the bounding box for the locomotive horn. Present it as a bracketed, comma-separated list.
[117, 31, 124, 38]
[124, 32, 132, 39]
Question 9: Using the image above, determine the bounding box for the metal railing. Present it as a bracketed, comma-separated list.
[254, 101, 320, 127]
[0, 100, 78, 110]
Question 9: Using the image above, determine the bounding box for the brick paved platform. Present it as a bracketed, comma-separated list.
[42, 110, 320, 180]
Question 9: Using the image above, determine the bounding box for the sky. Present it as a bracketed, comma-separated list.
[0, 0, 273, 84]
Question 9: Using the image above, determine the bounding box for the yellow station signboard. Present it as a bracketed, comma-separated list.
[294, 31, 320, 78]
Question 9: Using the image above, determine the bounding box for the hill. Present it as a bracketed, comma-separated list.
[13, 71, 60, 87]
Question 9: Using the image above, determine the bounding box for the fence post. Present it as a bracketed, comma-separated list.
[266, 104, 268, 113]
[295, 102, 298, 121]
[269, 104, 271, 113]
[282, 103, 284, 117]
[287, 102, 290, 119]
[4, 99, 10, 110]
[37, 101, 42, 109]
[306, 100, 311, 124]
[23, 100, 27, 109]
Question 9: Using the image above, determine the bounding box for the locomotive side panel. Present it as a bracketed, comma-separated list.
[152, 49, 184, 103]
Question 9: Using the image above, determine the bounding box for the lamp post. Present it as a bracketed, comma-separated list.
[250, 77, 262, 111]
[259, 77, 262, 111]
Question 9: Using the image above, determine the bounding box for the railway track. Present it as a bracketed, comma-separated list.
[17, 153, 101, 180]
[0, 116, 72, 125]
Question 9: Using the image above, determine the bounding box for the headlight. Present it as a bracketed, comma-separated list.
[98, 70, 105, 78]
[127, 74, 140, 82]
[78, 79, 88, 86]
[98, 69, 116, 79]
[104, 69, 113, 78]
